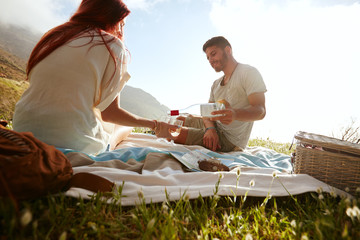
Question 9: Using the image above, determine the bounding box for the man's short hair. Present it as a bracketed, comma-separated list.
[203, 36, 231, 52]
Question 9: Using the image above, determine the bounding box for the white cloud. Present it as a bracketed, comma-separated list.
[0, 0, 165, 33]
[0, 0, 81, 33]
[124, 0, 168, 11]
[209, 0, 360, 141]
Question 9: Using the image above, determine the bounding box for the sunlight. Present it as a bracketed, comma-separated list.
[209, 0, 360, 141]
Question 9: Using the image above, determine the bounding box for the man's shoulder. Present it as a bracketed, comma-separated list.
[237, 63, 259, 73]
[235, 63, 263, 82]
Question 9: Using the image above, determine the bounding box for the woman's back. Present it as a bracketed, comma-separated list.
[13, 31, 128, 155]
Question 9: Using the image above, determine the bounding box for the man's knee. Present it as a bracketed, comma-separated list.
[174, 127, 189, 144]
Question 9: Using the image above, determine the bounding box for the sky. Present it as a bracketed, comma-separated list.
[1, 0, 360, 143]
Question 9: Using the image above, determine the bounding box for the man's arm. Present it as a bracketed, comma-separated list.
[202, 116, 220, 151]
[210, 92, 266, 125]
[202, 99, 225, 151]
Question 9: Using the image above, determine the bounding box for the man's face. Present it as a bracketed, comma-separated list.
[205, 46, 228, 72]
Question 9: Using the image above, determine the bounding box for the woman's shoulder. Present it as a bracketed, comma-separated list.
[98, 30, 125, 47]
[70, 30, 125, 51]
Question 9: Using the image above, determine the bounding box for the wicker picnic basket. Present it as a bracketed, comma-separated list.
[293, 131, 360, 195]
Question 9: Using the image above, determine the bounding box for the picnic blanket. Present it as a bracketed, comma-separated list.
[62, 133, 349, 206]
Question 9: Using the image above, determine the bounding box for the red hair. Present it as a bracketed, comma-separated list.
[27, 0, 130, 78]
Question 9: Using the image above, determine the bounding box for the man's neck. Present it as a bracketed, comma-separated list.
[222, 59, 238, 85]
[223, 59, 238, 76]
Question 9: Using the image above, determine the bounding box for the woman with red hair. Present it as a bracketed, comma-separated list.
[13, 0, 177, 155]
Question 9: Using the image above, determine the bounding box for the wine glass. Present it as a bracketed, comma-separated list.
[159, 116, 183, 143]
[168, 118, 183, 137]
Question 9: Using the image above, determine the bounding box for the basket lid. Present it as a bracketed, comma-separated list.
[294, 131, 360, 156]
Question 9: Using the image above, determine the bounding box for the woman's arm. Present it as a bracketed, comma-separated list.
[101, 96, 156, 129]
[101, 96, 178, 139]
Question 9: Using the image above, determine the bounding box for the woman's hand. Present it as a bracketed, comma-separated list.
[154, 121, 179, 139]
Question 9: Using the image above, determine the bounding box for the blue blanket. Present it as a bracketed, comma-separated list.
[58, 146, 292, 172]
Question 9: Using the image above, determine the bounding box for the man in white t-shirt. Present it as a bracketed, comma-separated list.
[175, 36, 267, 152]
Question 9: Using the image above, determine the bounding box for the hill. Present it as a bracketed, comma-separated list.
[0, 24, 30, 120]
[120, 85, 169, 119]
[0, 23, 40, 61]
[0, 78, 29, 120]
[0, 47, 26, 81]
[0, 22, 169, 121]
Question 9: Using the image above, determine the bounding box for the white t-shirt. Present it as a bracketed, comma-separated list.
[209, 63, 267, 149]
[13, 30, 130, 155]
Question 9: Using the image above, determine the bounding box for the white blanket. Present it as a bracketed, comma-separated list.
[65, 133, 349, 205]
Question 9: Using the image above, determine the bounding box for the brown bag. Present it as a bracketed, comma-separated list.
[0, 127, 114, 200]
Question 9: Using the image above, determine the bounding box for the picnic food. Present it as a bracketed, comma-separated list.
[198, 158, 230, 172]
[216, 99, 229, 108]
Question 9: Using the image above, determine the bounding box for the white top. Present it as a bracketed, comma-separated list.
[13, 30, 130, 155]
[209, 63, 267, 149]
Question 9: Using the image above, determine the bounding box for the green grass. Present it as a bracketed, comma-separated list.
[1, 180, 359, 239]
[0, 77, 29, 121]
[248, 137, 293, 156]
[1, 138, 359, 239]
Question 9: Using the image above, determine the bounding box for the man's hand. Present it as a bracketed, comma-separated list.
[210, 108, 236, 125]
[203, 128, 221, 151]
[209, 92, 266, 124]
